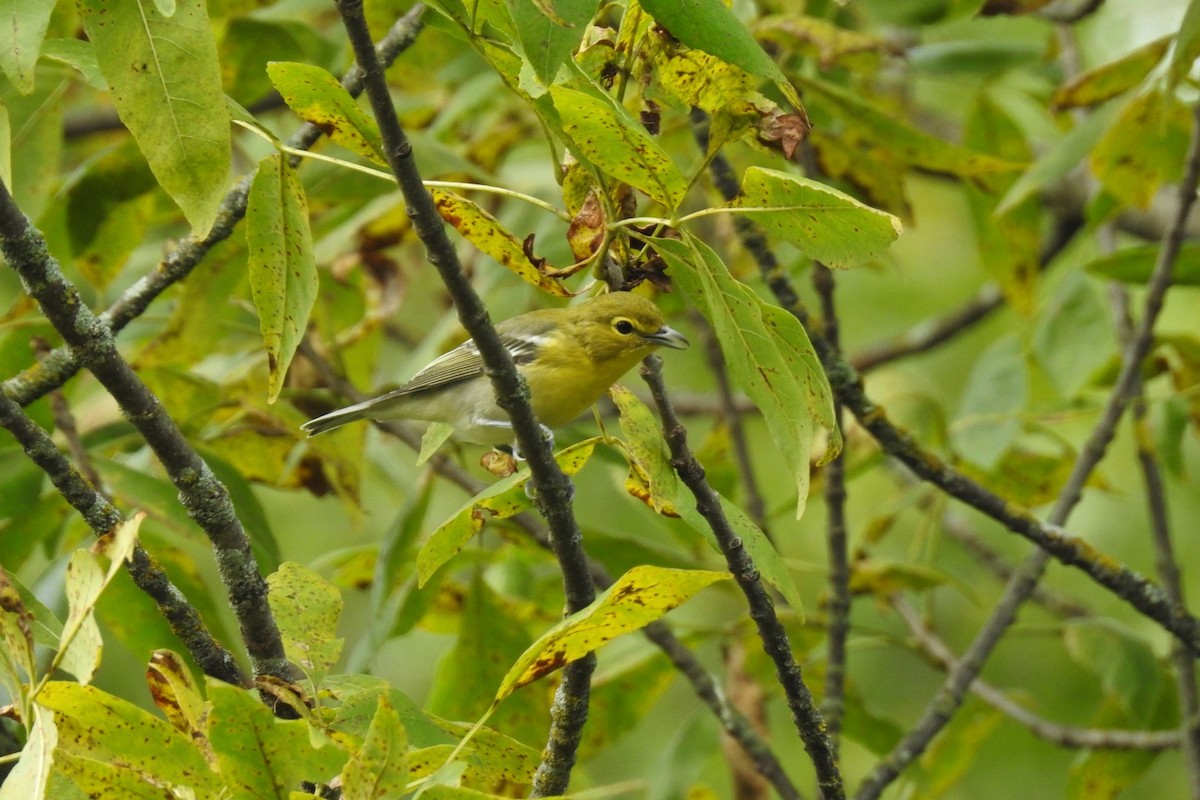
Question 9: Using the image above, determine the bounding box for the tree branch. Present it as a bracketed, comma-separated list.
[893, 598, 1180, 752]
[0, 181, 292, 685]
[332, 1, 594, 793]
[642, 355, 844, 800]
[812, 263, 851, 754]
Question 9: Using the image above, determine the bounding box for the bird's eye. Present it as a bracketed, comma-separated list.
[614, 319, 635, 335]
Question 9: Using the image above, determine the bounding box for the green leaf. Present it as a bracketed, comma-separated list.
[1062, 620, 1169, 799]
[726, 166, 902, 268]
[58, 516, 142, 684]
[1053, 35, 1171, 109]
[0, 706, 57, 800]
[37, 681, 217, 794]
[654, 233, 838, 518]
[507, 0, 594, 87]
[266, 61, 385, 165]
[798, 76, 1020, 186]
[755, 15, 892, 72]
[1169, 0, 1200, 90]
[681, 495, 804, 613]
[0, 0, 55, 93]
[78, 0, 230, 235]
[496, 565, 729, 699]
[639, 0, 804, 111]
[549, 84, 688, 209]
[3, 80, 63, 220]
[963, 94, 1040, 314]
[431, 189, 572, 296]
[267, 562, 344, 686]
[246, 152, 318, 404]
[1084, 241, 1200, 286]
[1032, 270, 1113, 398]
[207, 680, 348, 797]
[0, 567, 36, 716]
[951, 334, 1026, 471]
[1064, 619, 1163, 722]
[917, 704, 1003, 796]
[1091, 90, 1192, 209]
[416, 438, 598, 585]
[908, 39, 1044, 76]
[611, 384, 681, 517]
[996, 101, 1120, 215]
[1066, 747, 1160, 800]
[40, 38, 108, 90]
[224, 20, 337, 106]
[340, 694, 409, 800]
[427, 576, 546, 746]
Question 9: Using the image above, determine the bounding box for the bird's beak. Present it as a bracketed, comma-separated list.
[646, 325, 689, 350]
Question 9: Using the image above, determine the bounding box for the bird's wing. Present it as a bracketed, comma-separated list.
[391, 316, 555, 396]
[395, 339, 485, 395]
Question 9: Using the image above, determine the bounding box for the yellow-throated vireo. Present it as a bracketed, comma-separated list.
[301, 291, 688, 445]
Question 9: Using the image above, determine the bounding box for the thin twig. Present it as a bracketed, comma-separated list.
[1113, 285, 1200, 795]
[812, 263, 851, 754]
[332, 1, 594, 793]
[643, 355, 844, 800]
[893, 598, 1180, 751]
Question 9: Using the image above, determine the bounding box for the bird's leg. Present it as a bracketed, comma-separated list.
[511, 424, 554, 461]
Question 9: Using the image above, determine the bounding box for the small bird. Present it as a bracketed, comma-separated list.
[301, 291, 688, 445]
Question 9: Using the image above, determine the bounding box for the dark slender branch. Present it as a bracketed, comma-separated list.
[812, 264, 850, 754]
[643, 355, 844, 800]
[4, 5, 427, 410]
[803, 319, 1200, 653]
[332, 1, 593, 793]
[0, 389, 247, 687]
[1113, 285, 1200, 794]
[893, 598, 1179, 751]
[30, 337, 105, 494]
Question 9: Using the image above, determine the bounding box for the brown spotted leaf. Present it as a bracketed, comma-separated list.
[654, 233, 838, 518]
[496, 565, 729, 698]
[267, 61, 385, 165]
[246, 152, 318, 403]
[432, 189, 572, 297]
[146, 650, 209, 754]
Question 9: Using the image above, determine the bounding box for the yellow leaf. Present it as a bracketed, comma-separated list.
[495, 565, 729, 699]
